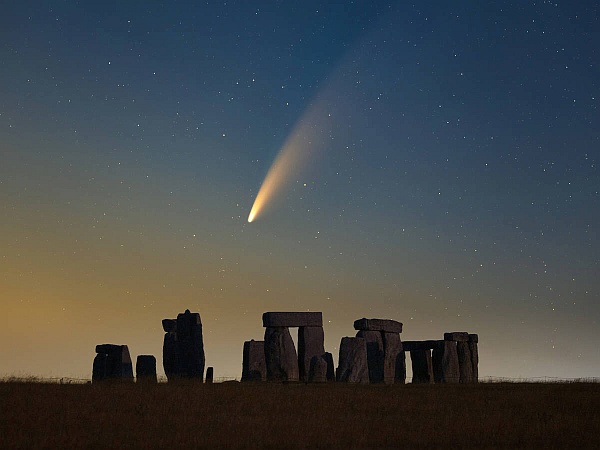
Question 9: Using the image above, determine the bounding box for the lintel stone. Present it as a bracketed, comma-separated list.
[402, 340, 440, 352]
[444, 332, 470, 342]
[262, 312, 322, 327]
[468, 333, 479, 343]
[353, 318, 403, 333]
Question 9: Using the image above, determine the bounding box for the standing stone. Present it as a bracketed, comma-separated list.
[323, 352, 335, 382]
[163, 331, 178, 380]
[468, 334, 479, 382]
[136, 355, 157, 383]
[264, 327, 299, 382]
[382, 332, 403, 384]
[356, 330, 384, 383]
[92, 344, 134, 382]
[241, 340, 266, 382]
[206, 367, 214, 384]
[410, 349, 434, 383]
[336, 337, 369, 383]
[432, 340, 460, 383]
[176, 309, 205, 379]
[298, 326, 325, 382]
[457, 341, 474, 383]
[308, 355, 328, 383]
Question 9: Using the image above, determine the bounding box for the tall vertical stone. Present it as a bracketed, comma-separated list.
[323, 351, 335, 382]
[163, 332, 178, 380]
[241, 340, 266, 382]
[469, 334, 479, 382]
[356, 330, 384, 383]
[176, 309, 205, 379]
[298, 326, 325, 382]
[410, 349, 434, 383]
[432, 340, 459, 383]
[336, 337, 369, 383]
[264, 327, 299, 382]
[382, 332, 404, 384]
[457, 341, 474, 383]
[136, 355, 157, 383]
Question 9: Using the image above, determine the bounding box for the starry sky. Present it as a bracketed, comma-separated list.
[1, 1, 598, 381]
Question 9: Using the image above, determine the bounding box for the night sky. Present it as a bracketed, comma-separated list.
[1, 1, 598, 381]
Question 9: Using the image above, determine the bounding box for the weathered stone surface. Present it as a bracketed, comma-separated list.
[162, 332, 178, 380]
[444, 332, 470, 342]
[308, 355, 328, 383]
[457, 341, 474, 383]
[175, 309, 205, 379]
[264, 327, 299, 382]
[162, 319, 177, 333]
[323, 352, 335, 382]
[205, 367, 214, 384]
[382, 332, 403, 384]
[468, 334, 479, 343]
[410, 349, 434, 383]
[262, 312, 323, 328]
[136, 355, 157, 383]
[432, 340, 460, 383]
[402, 340, 440, 352]
[298, 326, 325, 382]
[92, 344, 134, 382]
[469, 340, 479, 382]
[356, 330, 384, 383]
[336, 337, 369, 383]
[241, 340, 266, 382]
[353, 318, 403, 333]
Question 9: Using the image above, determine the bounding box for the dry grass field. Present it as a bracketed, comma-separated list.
[1, 379, 599, 448]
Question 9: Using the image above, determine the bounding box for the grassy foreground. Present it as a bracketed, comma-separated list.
[1, 380, 599, 448]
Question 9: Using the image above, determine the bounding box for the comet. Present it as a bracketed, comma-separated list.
[247, 98, 330, 223]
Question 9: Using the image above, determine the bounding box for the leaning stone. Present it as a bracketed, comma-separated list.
[162, 319, 177, 332]
[205, 367, 214, 384]
[432, 340, 459, 383]
[353, 318, 403, 333]
[136, 355, 157, 383]
[298, 326, 325, 382]
[410, 349, 434, 383]
[457, 341, 474, 383]
[264, 327, 299, 382]
[176, 309, 205, 379]
[469, 340, 479, 382]
[336, 337, 369, 383]
[241, 340, 266, 382]
[444, 332, 470, 342]
[262, 312, 323, 327]
[356, 330, 384, 383]
[323, 352, 335, 381]
[402, 340, 440, 352]
[382, 332, 403, 384]
[308, 355, 328, 383]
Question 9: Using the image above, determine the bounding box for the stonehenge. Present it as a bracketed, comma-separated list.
[403, 333, 479, 384]
[262, 312, 326, 382]
[354, 318, 405, 384]
[92, 344, 134, 382]
[162, 309, 206, 380]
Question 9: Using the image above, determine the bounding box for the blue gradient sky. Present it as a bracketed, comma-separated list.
[1, 1, 598, 380]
